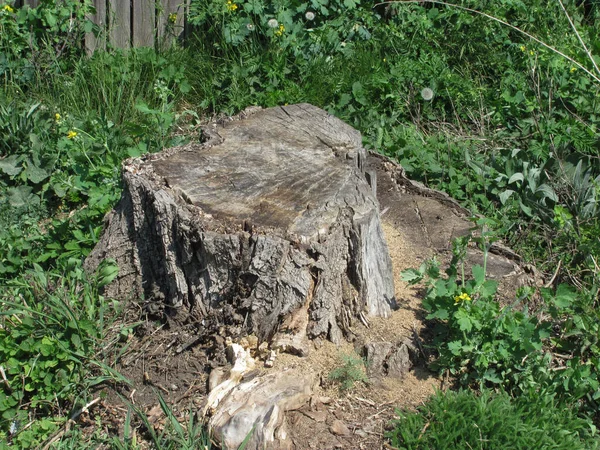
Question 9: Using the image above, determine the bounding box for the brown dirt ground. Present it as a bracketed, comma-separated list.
[66, 153, 535, 449]
[70, 220, 441, 450]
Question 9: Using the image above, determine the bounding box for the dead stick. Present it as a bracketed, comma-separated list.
[544, 259, 562, 288]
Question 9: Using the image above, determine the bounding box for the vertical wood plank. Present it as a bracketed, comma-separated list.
[86, 0, 107, 54]
[109, 0, 131, 49]
[26, 0, 39, 8]
[132, 0, 155, 48]
[178, 0, 189, 42]
[157, 0, 184, 47]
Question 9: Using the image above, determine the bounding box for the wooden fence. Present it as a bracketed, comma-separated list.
[17, 0, 189, 52]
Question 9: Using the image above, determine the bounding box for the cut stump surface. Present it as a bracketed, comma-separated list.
[86, 104, 396, 346]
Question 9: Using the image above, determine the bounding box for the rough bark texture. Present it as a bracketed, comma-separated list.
[85, 104, 396, 345]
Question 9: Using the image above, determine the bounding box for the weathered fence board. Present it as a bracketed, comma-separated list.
[20, 0, 189, 52]
[86, 0, 107, 53]
[132, 0, 156, 48]
[109, 0, 131, 49]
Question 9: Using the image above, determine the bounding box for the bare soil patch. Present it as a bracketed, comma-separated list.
[80, 218, 440, 449]
[77, 147, 534, 449]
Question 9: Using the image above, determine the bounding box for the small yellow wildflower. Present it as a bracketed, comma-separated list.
[454, 292, 472, 305]
[519, 45, 526, 52]
[570, 67, 577, 73]
[3, 4, 15, 13]
[168, 13, 177, 24]
[274, 24, 285, 37]
[67, 130, 77, 139]
[529, 50, 534, 56]
[55, 113, 61, 123]
[226, 0, 237, 11]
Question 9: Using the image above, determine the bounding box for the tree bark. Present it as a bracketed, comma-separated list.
[85, 104, 396, 345]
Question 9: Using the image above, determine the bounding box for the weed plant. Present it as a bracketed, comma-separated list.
[402, 219, 600, 420]
[328, 354, 369, 392]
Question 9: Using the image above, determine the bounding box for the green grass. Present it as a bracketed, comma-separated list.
[388, 389, 599, 450]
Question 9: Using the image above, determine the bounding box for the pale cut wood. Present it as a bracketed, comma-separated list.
[210, 369, 313, 450]
[132, 0, 155, 48]
[108, 0, 131, 49]
[85, 104, 396, 346]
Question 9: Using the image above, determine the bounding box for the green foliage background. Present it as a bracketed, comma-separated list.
[0, 0, 599, 447]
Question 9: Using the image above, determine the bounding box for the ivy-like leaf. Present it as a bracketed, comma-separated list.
[400, 268, 422, 284]
[448, 340, 463, 355]
[455, 309, 472, 332]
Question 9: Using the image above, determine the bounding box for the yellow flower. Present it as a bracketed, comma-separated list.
[529, 50, 534, 56]
[3, 4, 14, 13]
[275, 24, 285, 36]
[67, 130, 77, 139]
[519, 45, 526, 52]
[226, 0, 237, 11]
[55, 113, 61, 123]
[454, 292, 472, 305]
[168, 13, 177, 24]
[570, 67, 577, 73]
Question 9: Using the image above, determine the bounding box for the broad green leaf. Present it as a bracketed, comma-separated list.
[71, 334, 81, 348]
[553, 284, 576, 309]
[472, 264, 485, 285]
[535, 183, 558, 202]
[0, 155, 22, 176]
[519, 200, 533, 217]
[97, 261, 119, 288]
[448, 340, 462, 355]
[400, 268, 422, 284]
[83, 19, 94, 33]
[45, 10, 57, 27]
[483, 369, 502, 383]
[433, 279, 448, 297]
[7, 186, 38, 208]
[25, 161, 49, 184]
[499, 189, 514, 204]
[455, 309, 472, 332]
[135, 101, 154, 114]
[508, 172, 524, 184]
[427, 308, 449, 320]
[480, 280, 498, 298]
[352, 81, 368, 106]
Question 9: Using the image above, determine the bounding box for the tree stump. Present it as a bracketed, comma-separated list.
[86, 104, 396, 345]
